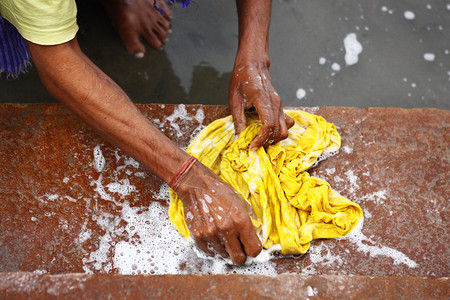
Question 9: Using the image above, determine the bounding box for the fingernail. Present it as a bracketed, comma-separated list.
[135, 52, 144, 58]
[168, 29, 172, 33]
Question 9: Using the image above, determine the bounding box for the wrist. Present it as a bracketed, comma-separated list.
[234, 54, 271, 71]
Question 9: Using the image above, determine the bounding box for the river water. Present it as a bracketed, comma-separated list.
[0, 0, 448, 109]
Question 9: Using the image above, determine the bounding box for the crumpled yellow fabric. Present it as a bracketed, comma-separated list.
[169, 110, 363, 255]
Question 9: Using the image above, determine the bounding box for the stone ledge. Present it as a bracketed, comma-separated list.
[0, 104, 448, 277]
[0, 273, 448, 299]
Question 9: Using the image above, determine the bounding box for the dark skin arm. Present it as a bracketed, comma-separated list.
[230, 0, 294, 150]
[27, 37, 262, 264]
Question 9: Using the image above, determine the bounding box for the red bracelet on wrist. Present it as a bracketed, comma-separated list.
[169, 156, 197, 190]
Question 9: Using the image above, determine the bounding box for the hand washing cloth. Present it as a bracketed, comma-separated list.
[169, 110, 363, 255]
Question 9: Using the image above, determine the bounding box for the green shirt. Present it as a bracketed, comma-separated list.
[0, 0, 78, 45]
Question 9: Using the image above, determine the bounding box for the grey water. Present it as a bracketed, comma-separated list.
[0, 0, 449, 109]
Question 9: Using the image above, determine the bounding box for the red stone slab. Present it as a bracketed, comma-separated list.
[0, 273, 448, 299]
[0, 104, 448, 277]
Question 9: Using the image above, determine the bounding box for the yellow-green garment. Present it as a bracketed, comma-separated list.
[169, 110, 363, 255]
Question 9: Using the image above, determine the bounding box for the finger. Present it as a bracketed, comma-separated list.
[199, 214, 229, 258]
[190, 220, 215, 257]
[194, 238, 215, 257]
[204, 235, 229, 259]
[285, 114, 295, 129]
[229, 89, 247, 135]
[249, 124, 273, 151]
[221, 233, 247, 265]
[274, 113, 289, 143]
[238, 221, 262, 258]
[237, 207, 262, 257]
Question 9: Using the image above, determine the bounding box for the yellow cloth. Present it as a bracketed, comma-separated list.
[169, 110, 363, 255]
[0, 0, 78, 45]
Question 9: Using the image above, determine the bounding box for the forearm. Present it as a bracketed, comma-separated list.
[27, 38, 189, 183]
[235, 0, 271, 66]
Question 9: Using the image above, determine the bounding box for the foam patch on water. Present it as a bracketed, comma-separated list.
[331, 63, 341, 72]
[344, 33, 363, 66]
[423, 53, 435, 62]
[404, 11, 415, 20]
[296, 88, 306, 100]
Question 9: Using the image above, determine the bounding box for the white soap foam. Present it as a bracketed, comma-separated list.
[325, 167, 336, 176]
[342, 145, 353, 154]
[319, 57, 326, 65]
[112, 201, 193, 275]
[423, 53, 435, 62]
[166, 104, 193, 138]
[106, 179, 136, 198]
[91, 174, 115, 203]
[134, 172, 146, 178]
[307, 286, 318, 297]
[111, 201, 278, 275]
[190, 107, 206, 143]
[78, 229, 92, 244]
[152, 183, 170, 203]
[64, 196, 78, 203]
[302, 242, 343, 275]
[404, 11, 415, 20]
[344, 33, 363, 66]
[360, 190, 387, 203]
[82, 212, 119, 273]
[344, 170, 359, 195]
[296, 88, 306, 100]
[342, 218, 418, 268]
[93, 145, 105, 172]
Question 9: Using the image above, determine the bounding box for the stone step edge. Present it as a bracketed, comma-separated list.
[1, 273, 447, 299]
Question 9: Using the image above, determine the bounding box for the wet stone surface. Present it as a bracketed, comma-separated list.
[0, 273, 448, 299]
[0, 104, 448, 277]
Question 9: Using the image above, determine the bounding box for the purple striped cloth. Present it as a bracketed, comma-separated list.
[0, 16, 31, 79]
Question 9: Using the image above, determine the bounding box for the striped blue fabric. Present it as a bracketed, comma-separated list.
[0, 16, 31, 79]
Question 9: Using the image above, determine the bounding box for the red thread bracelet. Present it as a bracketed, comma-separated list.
[169, 156, 197, 190]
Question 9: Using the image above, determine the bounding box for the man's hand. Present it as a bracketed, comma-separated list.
[175, 161, 262, 264]
[231, 0, 294, 150]
[100, 0, 172, 54]
[229, 62, 294, 150]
